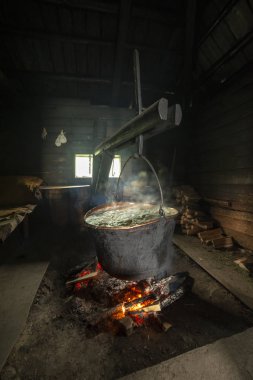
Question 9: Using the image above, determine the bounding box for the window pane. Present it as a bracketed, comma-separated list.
[109, 155, 121, 178]
[75, 155, 93, 178]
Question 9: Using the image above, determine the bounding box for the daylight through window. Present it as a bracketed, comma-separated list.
[75, 154, 93, 178]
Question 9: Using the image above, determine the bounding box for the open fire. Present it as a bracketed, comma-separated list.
[66, 261, 192, 334]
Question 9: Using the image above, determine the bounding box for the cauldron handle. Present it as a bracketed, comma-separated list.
[115, 154, 165, 216]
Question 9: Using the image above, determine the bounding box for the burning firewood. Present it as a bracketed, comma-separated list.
[113, 280, 151, 303]
[66, 271, 98, 286]
[67, 266, 193, 334]
[161, 286, 185, 308]
[142, 303, 161, 313]
[124, 293, 159, 312]
[96, 293, 159, 323]
[65, 262, 103, 290]
[128, 313, 147, 326]
[150, 271, 189, 296]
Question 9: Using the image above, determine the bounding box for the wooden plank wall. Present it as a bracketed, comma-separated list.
[189, 71, 253, 250]
[0, 97, 134, 185]
[145, 126, 188, 189]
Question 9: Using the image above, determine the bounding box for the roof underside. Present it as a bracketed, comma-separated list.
[196, 0, 253, 93]
[0, 0, 252, 106]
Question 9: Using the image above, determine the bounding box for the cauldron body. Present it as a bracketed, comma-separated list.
[84, 202, 177, 280]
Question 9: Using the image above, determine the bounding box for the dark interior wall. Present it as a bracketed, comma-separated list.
[0, 97, 134, 185]
[145, 126, 188, 188]
[188, 70, 253, 249]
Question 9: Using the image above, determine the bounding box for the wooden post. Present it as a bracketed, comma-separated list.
[180, 0, 197, 110]
[111, 0, 132, 105]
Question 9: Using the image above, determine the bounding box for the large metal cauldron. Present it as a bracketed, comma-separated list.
[84, 202, 177, 280]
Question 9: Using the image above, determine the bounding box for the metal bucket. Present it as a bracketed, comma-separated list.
[84, 201, 177, 280]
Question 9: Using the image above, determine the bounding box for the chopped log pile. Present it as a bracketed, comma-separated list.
[172, 185, 234, 249]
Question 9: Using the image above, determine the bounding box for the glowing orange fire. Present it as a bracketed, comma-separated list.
[74, 262, 103, 291]
[111, 283, 158, 324]
[72, 265, 159, 326]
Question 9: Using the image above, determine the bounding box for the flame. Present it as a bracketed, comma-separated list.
[114, 282, 150, 304]
[111, 303, 126, 320]
[110, 283, 158, 326]
[71, 265, 158, 328]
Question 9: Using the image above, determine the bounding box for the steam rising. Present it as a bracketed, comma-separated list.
[106, 170, 167, 205]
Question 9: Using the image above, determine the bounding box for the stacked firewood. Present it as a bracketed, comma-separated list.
[198, 229, 233, 249]
[173, 186, 214, 235]
[172, 186, 233, 249]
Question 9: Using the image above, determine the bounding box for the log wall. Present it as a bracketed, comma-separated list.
[145, 125, 188, 188]
[189, 71, 253, 250]
[0, 97, 134, 185]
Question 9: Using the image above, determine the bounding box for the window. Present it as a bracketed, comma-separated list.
[109, 155, 121, 178]
[75, 154, 93, 178]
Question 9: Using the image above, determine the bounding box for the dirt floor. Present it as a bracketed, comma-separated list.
[1, 226, 253, 380]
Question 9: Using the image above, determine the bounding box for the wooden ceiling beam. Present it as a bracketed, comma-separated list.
[0, 26, 182, 55]
[203, 29, 253, 82]
[4, 69, 174, 93]
[198, 0, 239, 47]
[132, 6, 178, 25]
[179, 0, 197, 109]
[111, 0, 131, 105]
[38, 0, 118, 14]
[36, 0, 180, 25]
[0, 26, 113, 47]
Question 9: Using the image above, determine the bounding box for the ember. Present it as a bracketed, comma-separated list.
[66, 262, 103, 291]
[66, 263, 192, 333]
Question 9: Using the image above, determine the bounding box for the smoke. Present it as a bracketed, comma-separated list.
[122, 170, 161, 204]
[165, 242, 175, 278]
[103, 170, 159, 205]
[105, 166, 174, 207]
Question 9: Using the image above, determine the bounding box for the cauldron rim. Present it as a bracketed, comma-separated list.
[84, 201, 178, 231]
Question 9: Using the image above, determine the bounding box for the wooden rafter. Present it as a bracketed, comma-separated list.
[4, 69, 174, 94]
[36, 0, 180, 25]
[38, 0, 118, 14]
[203, 30, 253, 81]
[111, 0, 132, 105]
[0, 26, 182, 55]
[180, 0, 197, 108]
[198, 0, 239, 47]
